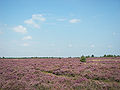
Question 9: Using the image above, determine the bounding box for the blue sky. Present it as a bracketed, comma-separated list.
[0, 0, 120, 57]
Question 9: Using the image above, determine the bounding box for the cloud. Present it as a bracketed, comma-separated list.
[90, 44, 95, 48]
[0, 31, 2, 34]
[112, 32, 120, 36]
[24, 19, 40, 28]
[24, 19, 34, 25]
[22, 43, 29, 46]
[32, 14, 46, 21]
[46, 23, 56, 25]
[68, 44, 73, 48]
[113, 32, 116, 36]
[56, 18, 66, 21]
[22, 36, 32, 40]
[50, 43, 55, 47]
[108, 45, 112, 48]
[69, 19, 80, 23]
[24, 14, 46, 28]
[13, 25, 27, 34]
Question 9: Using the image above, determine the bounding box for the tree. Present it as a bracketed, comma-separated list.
[86, 55, 90, 58]
[114, 55, 116, 57]
[107, 55, 113, 57]
[80, 56, 86, 62]
[104, 54, 106, 57]
[91, 55, 94, 57]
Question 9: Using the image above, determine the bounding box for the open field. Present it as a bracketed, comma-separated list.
[0, 57, 120, 90]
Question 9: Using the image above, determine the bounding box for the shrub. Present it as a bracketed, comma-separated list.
[80, 56, 86, 62]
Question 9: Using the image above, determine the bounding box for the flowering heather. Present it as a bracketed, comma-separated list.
[0, 57, 120, 90]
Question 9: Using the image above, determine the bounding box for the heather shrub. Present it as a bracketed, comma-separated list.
[33, 83, 50, 90]
[80, 56, 86, 62]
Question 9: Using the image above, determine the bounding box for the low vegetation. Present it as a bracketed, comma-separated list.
[0, 57, 120, 89]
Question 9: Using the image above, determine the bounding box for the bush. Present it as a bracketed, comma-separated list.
[80, 56, 86, 62]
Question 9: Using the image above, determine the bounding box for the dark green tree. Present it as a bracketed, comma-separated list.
[80, 56, 86, 62]
[86, 55, 90, 58]
[91, 55, 94, 57]
[104, 54, 106, 57]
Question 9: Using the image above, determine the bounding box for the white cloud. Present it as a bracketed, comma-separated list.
[90, 44, 95, 48]
[108, 45, 112, 48]
[50, 43, 55, 47]
[33, 24, 40, 28]
[46, 23, 56, 25]
[68, 44, 73, 48]
[113, 32, 116, 36]
[24, 19, 34, 25]
[0, 31, 2, 34]
[32, 14, 46, 21]
[69, 19, 80, 23]
[22, 43, 29, 46]
[24, 14, 46, 28]
[56, 18, 66, 21]
[112, 32, 120, 36]
[13, 25, 27, 34]
[22, 36, 32, 40]
[24, 19, 40, 28]
[3, 24, 8, 27]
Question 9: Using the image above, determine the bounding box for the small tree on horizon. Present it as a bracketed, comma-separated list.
[80, 56, 86, 62]
[104, 54, 106, 57]
[86, 55, 90, 58]
[91, 55, 94, 57]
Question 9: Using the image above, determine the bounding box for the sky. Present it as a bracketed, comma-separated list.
[0, 0, 120, 57]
